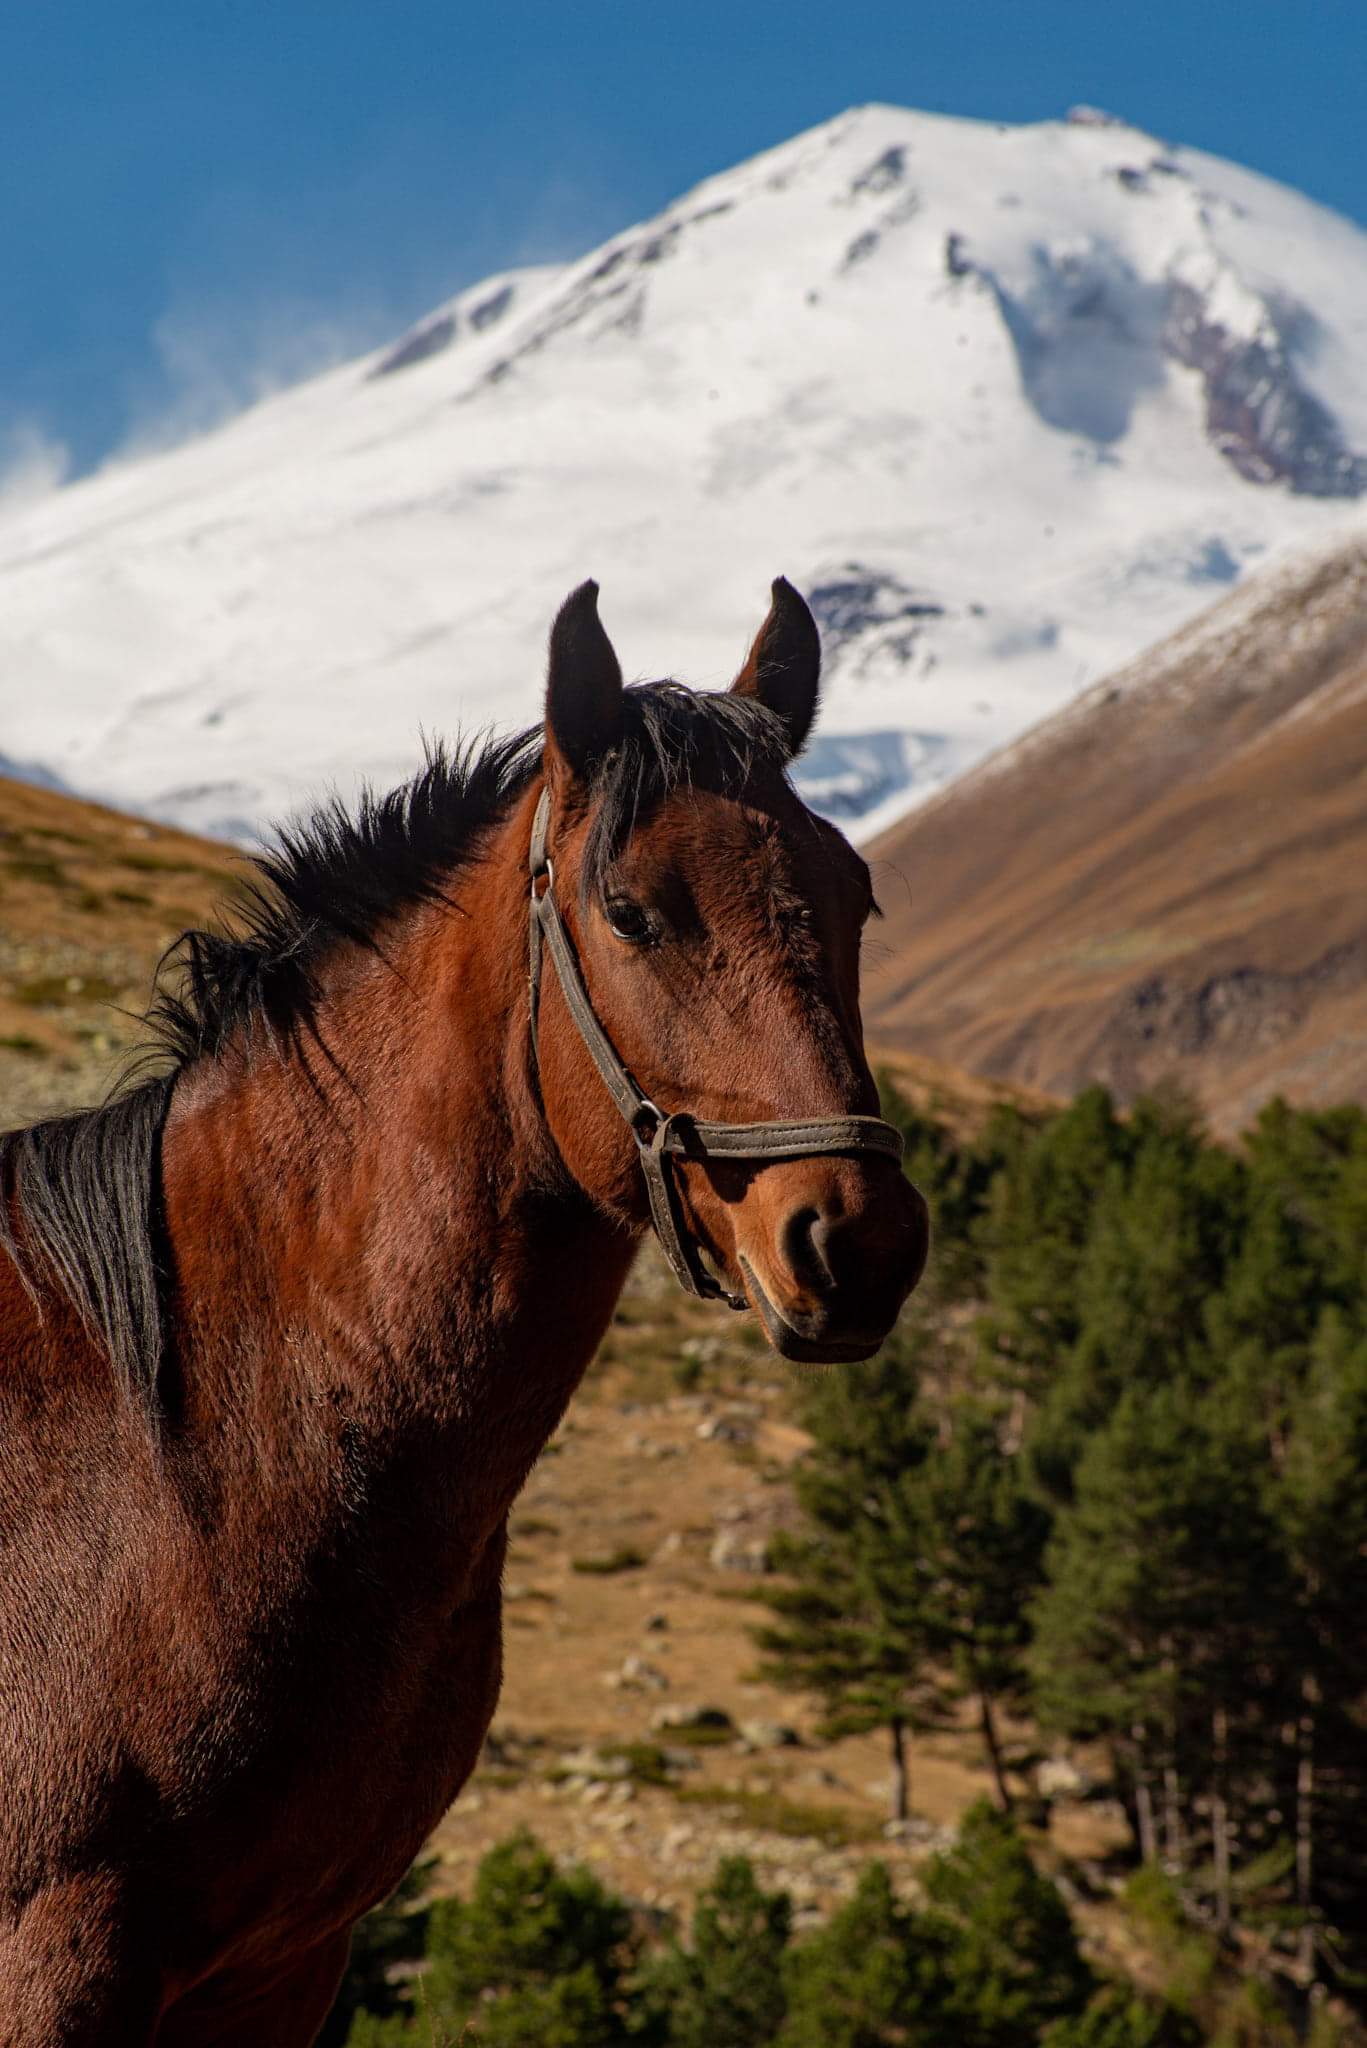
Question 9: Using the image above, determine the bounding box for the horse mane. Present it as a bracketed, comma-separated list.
[0, 683, 791, 1409]
[146, 731, 541, 1067]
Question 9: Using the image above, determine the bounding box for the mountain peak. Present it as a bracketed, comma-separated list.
[1, 108, 1364, 843]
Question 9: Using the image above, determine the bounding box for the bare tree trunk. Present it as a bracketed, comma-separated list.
[1133, 1726, 1158, 1864]
[1296, 1671, 1318, 1986]
[888, 1714, 909, 1824]
[1160, 1650, 1184, 1875]
[1211, 1705, 1231, 1935]
[1162, 1761, 1184, 1874]
[979, 1692, 1012, 1812]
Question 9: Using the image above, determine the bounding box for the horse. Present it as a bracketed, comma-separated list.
[0, 576, 928, 2044]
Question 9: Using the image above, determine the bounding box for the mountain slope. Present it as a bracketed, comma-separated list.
[0, 776, 241, 1126]
[862, 533, 1367, 1134]
[1, 105, 1367, 842]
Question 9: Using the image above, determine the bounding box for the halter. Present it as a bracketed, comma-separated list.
[526, 786, 905, 1311]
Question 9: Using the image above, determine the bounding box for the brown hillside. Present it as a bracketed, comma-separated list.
[863, 535, 1367, 1136]
[0, 777, 244, 1125]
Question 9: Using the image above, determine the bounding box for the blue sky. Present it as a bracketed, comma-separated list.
[4, 1, 1365, 486]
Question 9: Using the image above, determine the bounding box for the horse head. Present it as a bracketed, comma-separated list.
[527, 577, 928, 1364]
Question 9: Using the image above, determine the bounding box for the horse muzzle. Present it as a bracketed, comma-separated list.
[737, 1172, 930, 1365]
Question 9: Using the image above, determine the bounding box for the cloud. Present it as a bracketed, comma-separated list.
[102, 131, 629, 470]
[114, 290, 394, 462]
[0, 420, 71, 511]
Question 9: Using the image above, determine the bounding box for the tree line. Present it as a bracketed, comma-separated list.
[330, 1810, 1198, 2046]
[758, 1082, 1367, 2019]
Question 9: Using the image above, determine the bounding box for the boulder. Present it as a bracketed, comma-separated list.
[1037, 1755, 1093, 1800]
[604, 1653, 670, 1692]
[708, 1529, 770, 1574]
[737, 1718, 801, 1750]
[650, 1702, 735, 1736]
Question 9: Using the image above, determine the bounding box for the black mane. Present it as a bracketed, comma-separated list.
[0, 683, 792, 1406]
[148, 730, 541, 1067]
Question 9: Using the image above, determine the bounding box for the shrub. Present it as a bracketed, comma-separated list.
[922, 1802, 1094, 2048]
[636, 1856, 791, 2048]
[778, 1861, 953, 2048]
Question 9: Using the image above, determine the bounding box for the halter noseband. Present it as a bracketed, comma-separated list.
[526, 787, 905, 1311]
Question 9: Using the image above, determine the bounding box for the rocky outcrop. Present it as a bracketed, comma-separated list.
[1163, 280, 1367, 497]
[950, 155, 1367, 497]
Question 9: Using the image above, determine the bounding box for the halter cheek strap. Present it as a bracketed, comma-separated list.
[526, 787, 904, 1311]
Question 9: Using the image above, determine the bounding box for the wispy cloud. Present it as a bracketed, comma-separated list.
[92, 133, 629, 473]
[113, 290, 395, 462]
[0, 419, 71, 511]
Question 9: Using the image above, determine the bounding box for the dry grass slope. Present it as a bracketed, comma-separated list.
[0, 774, 245, 1124]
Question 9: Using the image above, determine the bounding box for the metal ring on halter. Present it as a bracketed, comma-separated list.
[630, 1098, 664, 1146]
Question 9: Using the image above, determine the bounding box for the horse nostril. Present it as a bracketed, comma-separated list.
[779, 1206, 837, 1298]
[808, 1214, 839, 1291]
[777, 1206, 818, 1295]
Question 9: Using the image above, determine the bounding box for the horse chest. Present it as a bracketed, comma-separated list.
[236, 1516, 507, 1787]
[303, 1593, 504, 1853]
[156, 1575, 506, 1979]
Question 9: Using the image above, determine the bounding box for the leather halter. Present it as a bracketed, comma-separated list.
[526, 786, 905, 1311]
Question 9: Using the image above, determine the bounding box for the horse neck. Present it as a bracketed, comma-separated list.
[158, 784, 636, 1526]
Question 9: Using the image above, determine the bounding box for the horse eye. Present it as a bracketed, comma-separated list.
[605, 898, 653, 945]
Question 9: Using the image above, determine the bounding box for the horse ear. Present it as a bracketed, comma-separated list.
[730, 577, 821, 757]
[545, 580, 624, 787]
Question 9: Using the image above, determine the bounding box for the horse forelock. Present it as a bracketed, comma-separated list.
[580, 681, 791, 904]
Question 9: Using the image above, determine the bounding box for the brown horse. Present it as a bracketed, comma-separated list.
[0, 578, 927, 2045]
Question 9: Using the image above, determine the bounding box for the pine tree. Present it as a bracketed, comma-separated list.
[754, 1330, 951, 1821]
[1029, 1385, 1283, 1910]
[1244, 1099, 1367, 1311]
[413, 1830, 637, 2047]
[1019, 1098, 1243, 1503]
[977, 1086, 1131, 1400]
[778, 1861, 954, 2048]
[922, 1801, 1094, 2047]
[1041, 1984, 1202, 2047]
[634, 1857, 790, 2048]
[1272, 1311, 1367, 1986]
[882, 1402, 1049, 1808]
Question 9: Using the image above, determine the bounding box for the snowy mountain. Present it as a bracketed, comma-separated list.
[1, 103, 1366, 843]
